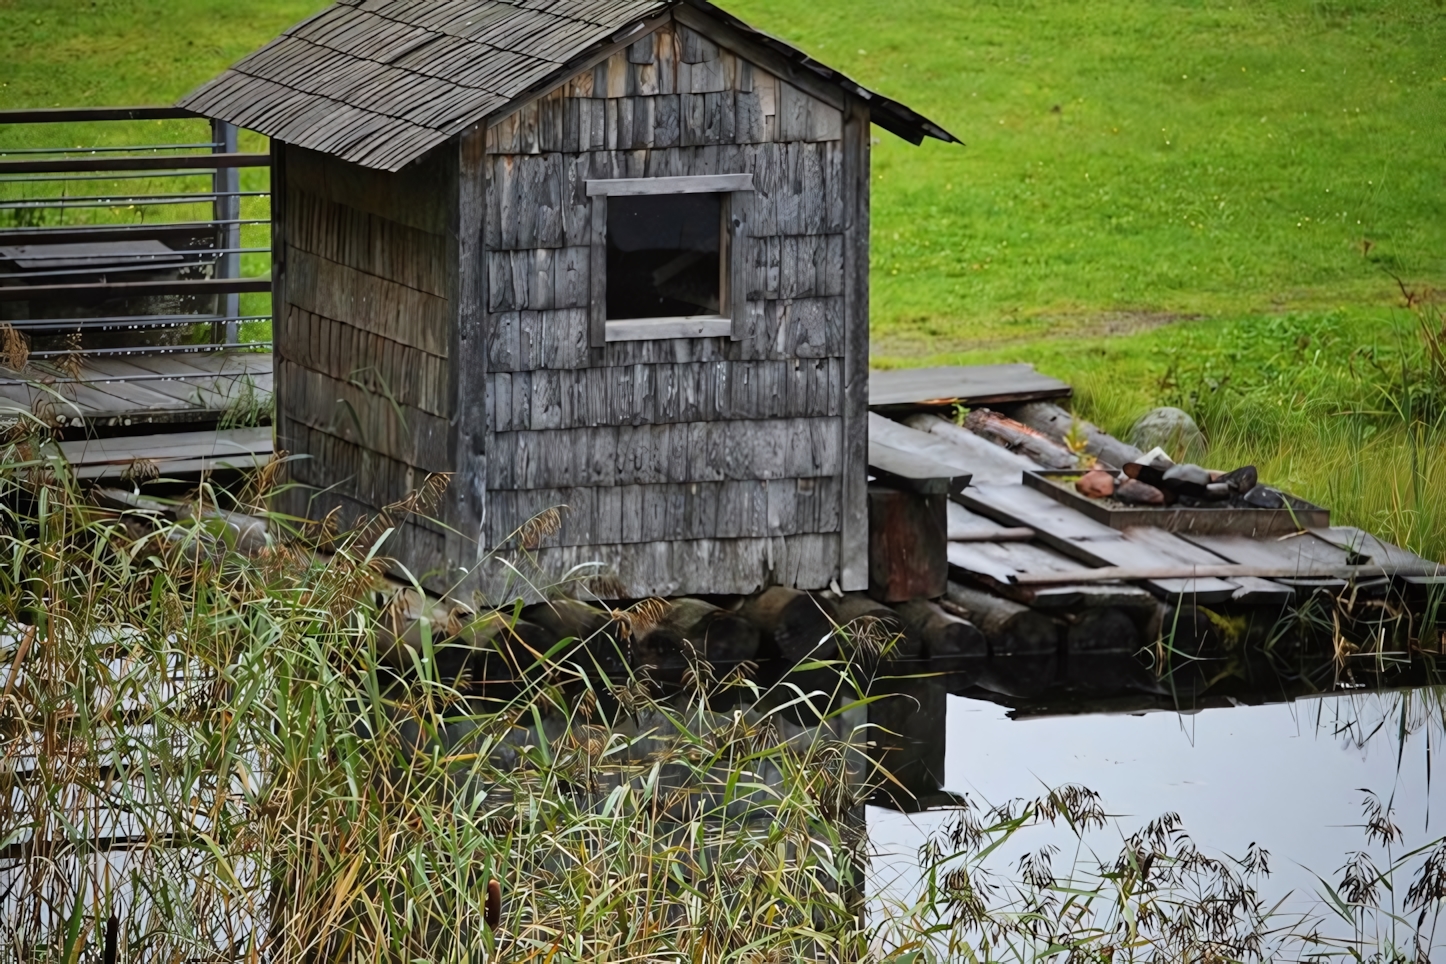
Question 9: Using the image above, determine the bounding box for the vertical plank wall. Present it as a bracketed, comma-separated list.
[272, 144, 459, 581]
[478, 20, 862, 598]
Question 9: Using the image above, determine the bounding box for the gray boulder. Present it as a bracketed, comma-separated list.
[1128, 407, 1206, 458]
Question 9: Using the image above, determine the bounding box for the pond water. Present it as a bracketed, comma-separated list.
[866, 676, 1446, 952]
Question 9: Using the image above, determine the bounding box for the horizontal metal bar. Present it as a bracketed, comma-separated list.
[0, 276, 270, 301]
[0, 369, 269, 387]
[0, 220, 268, 245]
[0, 142, 220, 156]
[0, 153, 269, 174]
[2, 314, 270, 331]
[27, 341, 271, 358]
[0, 192, 268, 210]
[0, 106, 198, 124]
[0, 170, 237, 183]
[0, 260, 233, 281]
[1, 246, 266, 264]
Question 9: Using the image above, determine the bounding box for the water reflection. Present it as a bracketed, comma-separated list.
[867, 677, 1446, 953]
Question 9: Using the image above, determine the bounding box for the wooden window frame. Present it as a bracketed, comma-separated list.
[587, 174, 751, 345]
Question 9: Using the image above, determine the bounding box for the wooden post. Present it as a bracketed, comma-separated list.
[211, 119, 240, 345]
[839, 94, 870, 592]
[449, 126, 488, 587]
[867, 486, 947, 603]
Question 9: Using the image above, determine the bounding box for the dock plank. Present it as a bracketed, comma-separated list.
[0, 352, 274, 424]
[870, 364, 1071, 408]
[57, 427, 273, 479]
[960, 483, 1242, 602]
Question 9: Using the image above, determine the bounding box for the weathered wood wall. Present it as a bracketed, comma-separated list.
[478, 17, 866, 597]
[271, 143, 459, 580]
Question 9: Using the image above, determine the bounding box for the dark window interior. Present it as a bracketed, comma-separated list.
[606, 193, 722, 320]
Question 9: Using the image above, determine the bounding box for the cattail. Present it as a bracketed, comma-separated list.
[486, 878, 501, 930]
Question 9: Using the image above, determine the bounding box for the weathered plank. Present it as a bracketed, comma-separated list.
[868, 486, 947, 602]
[871, 364, 1073, 408]
[280, 307, 450, 417]
[959, 483, 1244, 603]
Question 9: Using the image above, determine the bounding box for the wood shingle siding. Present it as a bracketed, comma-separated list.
[195, 0, 954, 598]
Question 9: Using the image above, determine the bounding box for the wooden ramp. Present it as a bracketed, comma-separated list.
[0, 351, 273, 428]
[55, 426, 273, 480]
[869, 364, 1071, 409]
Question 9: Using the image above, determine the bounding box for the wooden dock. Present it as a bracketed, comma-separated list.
[0, 350, 272, 428]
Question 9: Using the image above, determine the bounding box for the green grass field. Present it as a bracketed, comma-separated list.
[2, 0, 1444, 555]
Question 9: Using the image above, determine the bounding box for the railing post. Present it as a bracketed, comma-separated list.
[211, 119, 241, 345]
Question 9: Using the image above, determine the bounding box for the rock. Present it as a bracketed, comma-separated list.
[1242, 484, 1286, 509]
[1075, 468, 1116, 499]
[1218, 464, 1258, 495]
[1116, 478, 1167, 505]
[1162, 463, 1212, 487]
[1128, 407, 1205, 457]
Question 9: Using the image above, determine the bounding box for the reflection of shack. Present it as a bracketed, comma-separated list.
[179, 0, 956, 596]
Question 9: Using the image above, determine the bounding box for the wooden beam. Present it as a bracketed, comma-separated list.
[604, 316, 731, 341]
[0, 277, 270, 301]
[585, 174, 753, 196]
[1012, 563, 1443, 585]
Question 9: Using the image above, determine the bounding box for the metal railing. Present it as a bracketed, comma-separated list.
[0, 106, 271, 350]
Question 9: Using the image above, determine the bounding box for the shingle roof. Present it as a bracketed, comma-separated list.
[178, 0, 957, 172]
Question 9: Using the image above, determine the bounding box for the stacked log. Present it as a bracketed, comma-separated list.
[1008, 400, 1144, 470]
[740, 587, 840, 662]
[943, 582, 1060, 657]
[1066, 607, 1141, 655]
[962, 408, 1078, 470]
[893, 599, 987, 663]
[635, 597, 761, 671]
[834, 593, 919, 661]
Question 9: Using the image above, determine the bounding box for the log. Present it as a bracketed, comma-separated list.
[834, 592, 919, 660]
[963, 408, 1078, 470]
[648, 597, 760, 665]
[442, 614, 554, 682]
[1148, 602, 1220, 659]
[1009, 401, 1144, 471]
[739, 587, 839, 662]
[943, 581, 1059, 657]
[893, 598, 987, 662]
[520, 599, 627, 677]
[1066, 606, 1140, 655]
[868, 485, 947, 603]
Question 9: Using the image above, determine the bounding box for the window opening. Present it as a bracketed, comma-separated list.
[606, 193, 723, 320]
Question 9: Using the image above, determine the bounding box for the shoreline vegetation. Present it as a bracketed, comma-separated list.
[0, 463, 1442, 960]
[1, 0, 1445, 958]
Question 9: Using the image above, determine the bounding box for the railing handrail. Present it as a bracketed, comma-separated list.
[0, 106, 197, 124]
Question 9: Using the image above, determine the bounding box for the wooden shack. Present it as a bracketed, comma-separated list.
[180, 0, 955, 598]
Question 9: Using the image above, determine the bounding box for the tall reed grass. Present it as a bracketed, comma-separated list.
[2, 431, 1444, 961]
